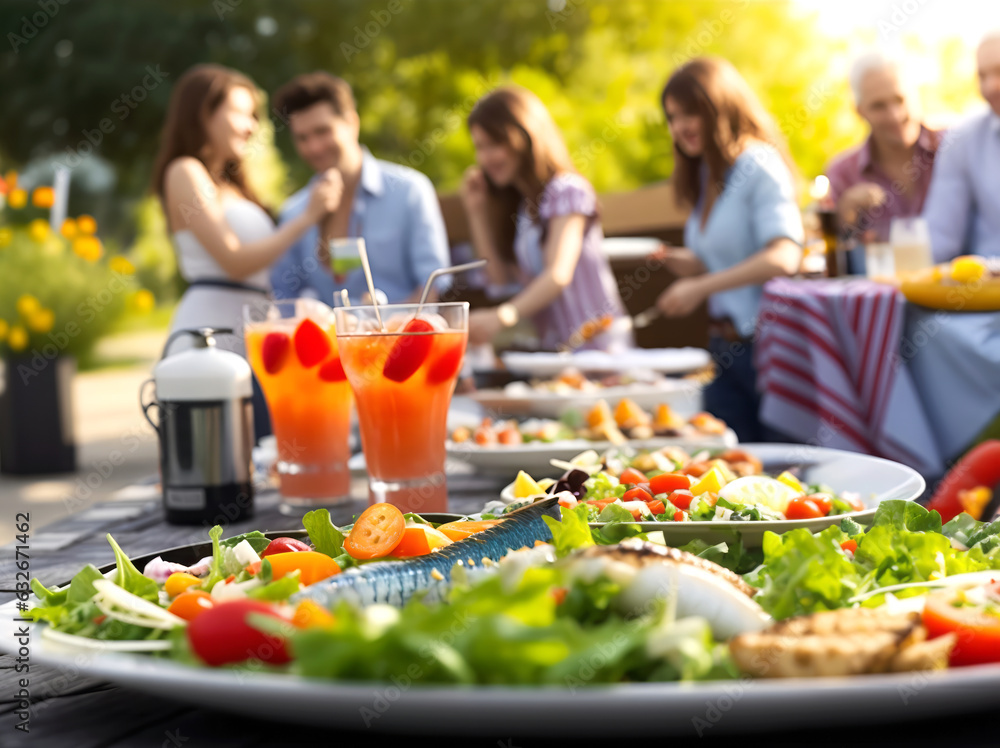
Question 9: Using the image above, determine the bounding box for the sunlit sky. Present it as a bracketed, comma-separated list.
[790, 0, 995, 45]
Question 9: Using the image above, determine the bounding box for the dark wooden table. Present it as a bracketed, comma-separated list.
[2, 477, 998, 747]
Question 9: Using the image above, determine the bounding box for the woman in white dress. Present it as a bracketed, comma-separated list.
[151, 64, 340, 357]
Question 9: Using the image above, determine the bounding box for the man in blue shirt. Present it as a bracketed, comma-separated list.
[270, 72, 451, 303]
[923, 32, 1000, 261]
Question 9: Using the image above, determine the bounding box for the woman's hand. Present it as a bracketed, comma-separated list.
[837, 182, 886, 227]
[460, 167, 489, 215]
[656, 276, 710, 317]
[306, 169, 344, 222]
[651, 244, 707, 278]
[468, 307, 503, 346]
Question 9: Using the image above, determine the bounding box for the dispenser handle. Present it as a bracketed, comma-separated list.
[139, 378, 161, 432]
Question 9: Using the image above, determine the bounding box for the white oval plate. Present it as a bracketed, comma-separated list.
[446, 432, 738, 477]
[468, 378, 703, 419]
[498, 443, 925, 547]
[501, 348, 711, 377]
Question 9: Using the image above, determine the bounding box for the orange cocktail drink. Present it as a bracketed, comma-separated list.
[244, 299, 352, 511]
[333, 302, 469, 513]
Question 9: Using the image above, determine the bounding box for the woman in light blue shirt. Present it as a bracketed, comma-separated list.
[654, 58, 804, 442]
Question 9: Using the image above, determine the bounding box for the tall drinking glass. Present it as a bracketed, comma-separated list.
[244, 298, 352, 514]
[889, 217, 933, 276]
[333, 302, 469, 513]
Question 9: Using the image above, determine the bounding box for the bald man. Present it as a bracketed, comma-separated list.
[923, 32, 1000, 260]
[825, 51, 940, 243]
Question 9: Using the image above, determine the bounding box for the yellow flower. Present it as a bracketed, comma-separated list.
[5, 171, 16, 190]
[28, 219, 50, 243]
[60, 218, 77, 239]
[131, 289, 155, 314]
[16, 294, 40, 318]
[109, 256, 136, 275]
[31, 186, 55, 209]
[0, 227, 11, 247]
[8, 325, 28, 352]
[76, 214, 97, 235]
[8, 188, 27, 209]
[0, 319, 8, 341]
[27, 308, 55, 334]
[72, 235, 103, 262]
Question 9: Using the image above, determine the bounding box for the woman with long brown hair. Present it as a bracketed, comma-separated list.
[461, 85, 630, 351]
[152, 64, 339, 355]
[654, 57, 803, 441]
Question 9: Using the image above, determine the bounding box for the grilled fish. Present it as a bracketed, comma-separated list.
[293, 496, 559, 609]
[564, 538, 770, 639]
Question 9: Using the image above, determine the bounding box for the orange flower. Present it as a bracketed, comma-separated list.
[60, 218, 77, 239]
[72, 235, 103, 262]
[32, 186, 55, 209]
[4, 171, 17, 190]
[28, 219, 50, 243]
[76, 214, 97, 235]
[8, 188, 27, 209]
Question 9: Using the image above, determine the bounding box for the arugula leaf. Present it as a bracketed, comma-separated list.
[106, 534, 159, 602]
[30, 578, 68, 607]
[67, 564, 105, 604]
[249, 570, 301, 601]
[302, 509, 346, 558]
[542, 504, 594, 557]
[220, 531, 270, 554]
[202, 525, 225, 593]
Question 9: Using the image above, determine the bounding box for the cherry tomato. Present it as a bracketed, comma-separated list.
[786, 497, 824, 520]
[926, 439, 1000, 522]
[649, 473, 692, 495]
[260, 537, 311, 558]
[623, 486, 653, 503]
[840, 539, 858, 554]
[646, 499, 666, 515]
[383, 318, 435, 383]
[673, 511, 686, 522]
[167, 590, 214, 621]
[619, 468, 648, 486]
[343, 503, 405, 559]
[164, 572, 201, 598]
[497, 428, 522, 445]
[803, 494, 834, 515]
[668, 489, 694, 509]
[187, 599, 292, 666]
[923, 590, 1000, 666]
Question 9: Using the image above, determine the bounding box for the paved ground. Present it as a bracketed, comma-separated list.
[0, 330, 167, 544]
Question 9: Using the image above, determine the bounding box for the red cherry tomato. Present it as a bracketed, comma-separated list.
[786, 497, 824, 520]
[383, 319, 436, 383]
[673, 511, 686, 522]
[187, 599, 292, 667]
[926, 440, 1000, 522]
[646, 499, 666, 515]
[619, 468, 648, 486]
[668, 489, 694, 509]
[649, 473, 692, 495]
[923, 590, 1000, 667]
[623, 487, 653, 503]
[260, 537, 311, 557]
[803, 494, 834, 515]
[840, 539, 858, 553]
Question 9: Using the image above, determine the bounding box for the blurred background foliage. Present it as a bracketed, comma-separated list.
[0, 0, 983, 305]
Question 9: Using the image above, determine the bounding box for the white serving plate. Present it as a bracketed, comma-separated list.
[501, 348, 711, 377]
[446, 432, 738, 477]
[499, 444, 925, 548]
[468, 378, 703, 418]
[600, 236, 662, 261]
[1, 593, 995, 735]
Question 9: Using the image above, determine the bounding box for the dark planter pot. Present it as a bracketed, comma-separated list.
[0, 355, 77, 474]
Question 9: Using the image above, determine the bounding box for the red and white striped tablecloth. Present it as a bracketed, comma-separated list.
[755, 277, 943, 475]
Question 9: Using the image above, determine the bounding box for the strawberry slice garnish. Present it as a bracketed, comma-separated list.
[318, 357, 347, 382]
[261, 332, 290, 375]
[425, 339, 465, 385]
[382, 318, 435, 383]
[293, 318, 332, 368]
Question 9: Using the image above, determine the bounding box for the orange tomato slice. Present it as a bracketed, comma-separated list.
[343, 503, 406, 559]
[166, 590, 215, 621]
[389, 526, 452, 558]
[264, 551, 341, 586]
[436, 520, 502, 542]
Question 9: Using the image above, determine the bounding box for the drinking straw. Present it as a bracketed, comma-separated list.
[356, 238, 384, 331]
[414, 259, 487, 318]
[340, 289, 351, 308]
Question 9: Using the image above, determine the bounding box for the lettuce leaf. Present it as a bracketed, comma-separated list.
[248, 570, 301, 601]
[106, 534, 159, 602]
[220, 531, 270, 554]
[542, 504, 594, 557]
[302, 509, 346, 558]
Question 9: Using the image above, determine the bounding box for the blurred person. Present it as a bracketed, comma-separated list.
[152, 64, 339, 354]
[923, 31, 1000, 260]
[825, 51, 940, 243]
[460, 86, 631, 351]
[269, 72, 450, 304]
[654, 57, 803, 442]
